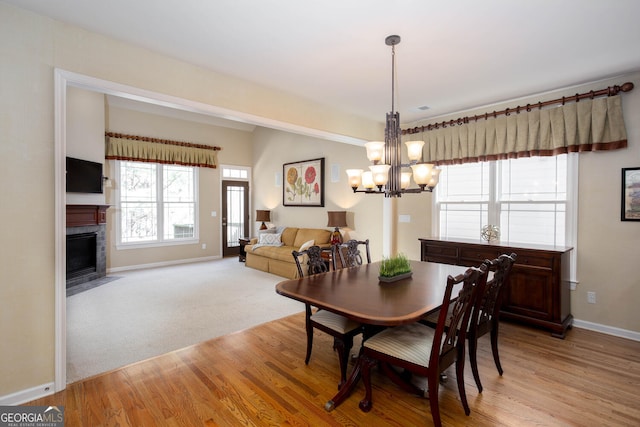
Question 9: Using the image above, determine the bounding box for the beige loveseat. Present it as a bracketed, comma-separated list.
[245, 227, 332, 279]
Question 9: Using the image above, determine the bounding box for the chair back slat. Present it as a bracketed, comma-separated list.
[292, 245, 333, 277]
[337, 239, 371, 268]
[432, 264, 488, 371]
[473, 253, 517, 331]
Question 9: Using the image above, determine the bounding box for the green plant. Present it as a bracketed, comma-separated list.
[379, 253, 412, 278]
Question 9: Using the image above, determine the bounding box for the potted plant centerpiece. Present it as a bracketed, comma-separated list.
[378, 253, 412, 282]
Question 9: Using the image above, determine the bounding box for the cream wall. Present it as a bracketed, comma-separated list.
[409, 72, 640, 334]
[65, 87, 106, 205]
[105, 105, 253, 269]
[396, 193, 433, 261]
[0, 3, 379, 399]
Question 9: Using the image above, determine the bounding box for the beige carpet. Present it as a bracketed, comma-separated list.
[66, 257, 304, 383]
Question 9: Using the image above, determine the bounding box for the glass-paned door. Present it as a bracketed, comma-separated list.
[222, 180, 249, 257]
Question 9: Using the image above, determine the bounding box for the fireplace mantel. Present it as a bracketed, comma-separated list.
[66, 205, 110, 227]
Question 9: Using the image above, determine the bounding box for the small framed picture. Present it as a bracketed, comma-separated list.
[283, 158, 325, 207]
[621, 167, 640, 221]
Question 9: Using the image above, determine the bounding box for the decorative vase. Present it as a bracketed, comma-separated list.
[481, 225, 500, 242]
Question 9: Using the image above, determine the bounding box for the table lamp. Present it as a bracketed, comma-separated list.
[256, 210, 271, 230]
[327, 211, 347, 245]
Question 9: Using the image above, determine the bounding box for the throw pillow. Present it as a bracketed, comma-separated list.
[258, 228, 277, 235]
[258, 232, 283, 246]
[296, 240, 315, 276]
[299, 239, 315, 251]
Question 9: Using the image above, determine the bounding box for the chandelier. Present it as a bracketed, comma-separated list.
[346, 35, 440, 197]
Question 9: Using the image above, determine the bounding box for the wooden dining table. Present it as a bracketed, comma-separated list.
[275, 260, 467, 411]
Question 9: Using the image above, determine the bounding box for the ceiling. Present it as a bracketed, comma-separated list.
[6, 0, 640, 126]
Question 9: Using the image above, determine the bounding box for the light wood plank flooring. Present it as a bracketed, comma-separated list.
[29, 314, 640, 426]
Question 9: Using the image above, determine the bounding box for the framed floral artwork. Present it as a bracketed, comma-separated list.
[283, 157, 325, 207]
[621, 167, 640, 221]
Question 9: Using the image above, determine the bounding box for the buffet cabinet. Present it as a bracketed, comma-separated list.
[420, 238, 573, 338]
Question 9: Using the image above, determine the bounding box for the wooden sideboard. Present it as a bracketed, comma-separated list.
[420, 237, 573, 338]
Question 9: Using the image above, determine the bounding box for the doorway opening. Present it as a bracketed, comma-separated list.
[221, 169, 250, 257]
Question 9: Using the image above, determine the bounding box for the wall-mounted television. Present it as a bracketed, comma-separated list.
[66, 157, 104, 194]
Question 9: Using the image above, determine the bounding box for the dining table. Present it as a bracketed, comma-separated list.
[275, 259, 468, 411]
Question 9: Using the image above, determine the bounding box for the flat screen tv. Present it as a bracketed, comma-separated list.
[66, 157, 104, 194]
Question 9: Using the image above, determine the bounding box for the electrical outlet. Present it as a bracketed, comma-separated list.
[202, 243, 206, 250]
[587, 291, 596, 304]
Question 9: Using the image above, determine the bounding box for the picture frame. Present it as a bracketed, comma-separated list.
[621, 167, 640, 221]
[283, 157, 325, 207]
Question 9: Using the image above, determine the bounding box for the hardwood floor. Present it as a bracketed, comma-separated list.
[29, 313, 640, 426]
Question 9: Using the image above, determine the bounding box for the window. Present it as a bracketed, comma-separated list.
[222, 166, 249, 180]
[436, 154, 573, 247]
[117, 161, 198, 246]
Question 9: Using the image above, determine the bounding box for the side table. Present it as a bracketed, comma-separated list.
[238, 237, 251, 262]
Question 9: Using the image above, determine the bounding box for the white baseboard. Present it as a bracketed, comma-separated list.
[573, 319, 640, 342]
[0, 382, 55, 405]
[107, 255, 221, 274]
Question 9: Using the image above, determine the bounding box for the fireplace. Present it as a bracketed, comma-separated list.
[67, 232, 97, 279]
[66, 205, 109, 289]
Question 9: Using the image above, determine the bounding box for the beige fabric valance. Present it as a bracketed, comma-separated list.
[105, 132, 221, 168]
[413, 95, 627, 165]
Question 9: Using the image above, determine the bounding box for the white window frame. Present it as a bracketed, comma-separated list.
[115, 161, 200, 249]
[432, 154, 579, 287]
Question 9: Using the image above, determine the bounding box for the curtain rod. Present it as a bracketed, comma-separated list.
[105, 132, 221, 151]
[403, 82, 634, 135]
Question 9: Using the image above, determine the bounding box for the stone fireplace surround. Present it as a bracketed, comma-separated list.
[66, 205, 109, 289]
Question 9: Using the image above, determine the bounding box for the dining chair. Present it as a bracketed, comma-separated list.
[336, 239, 371, 268]
[292, 245, 362, 387]
[422, 252, 517, 392]
[357, 264, 489, 427]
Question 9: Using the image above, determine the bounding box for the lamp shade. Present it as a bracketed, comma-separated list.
[345, 169, 363, 189]
[400, 172, 412, 189]
[256, 210, 271, 222]
[364, 141, 385, 163]
[411, 163, 434, 185]
[369, 164, 391, 186]
[327, 211, 347, 228]
[405, 140, 425, 161]
[361, 171, 374, 189]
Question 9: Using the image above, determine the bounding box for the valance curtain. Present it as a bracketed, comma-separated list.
[414, 95, 627, 165]
[105, 132, 221, 168]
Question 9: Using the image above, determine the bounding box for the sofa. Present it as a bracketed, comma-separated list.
[245, 227, 332, 279]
